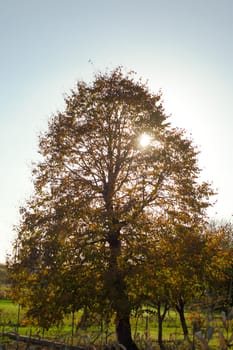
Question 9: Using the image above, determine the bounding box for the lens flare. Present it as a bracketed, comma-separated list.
[139, 133, 151, 147]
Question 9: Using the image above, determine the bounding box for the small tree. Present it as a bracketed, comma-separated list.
[202, 222, 233, 312]
[139, 219, 209, 344]
[8, 67, 213, 350]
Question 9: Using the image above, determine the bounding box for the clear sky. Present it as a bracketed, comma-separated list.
[1, 0, 233, 263]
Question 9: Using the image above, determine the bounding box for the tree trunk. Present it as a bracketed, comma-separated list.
[158, 317, 164, 350]
[176, 298, 189, 339]
[157, 301, 169, 350]
[106, 224, 138, 350]
[116, 315, 138, 350]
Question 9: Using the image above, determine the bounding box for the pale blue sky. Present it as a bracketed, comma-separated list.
[1, 0, 233, 262]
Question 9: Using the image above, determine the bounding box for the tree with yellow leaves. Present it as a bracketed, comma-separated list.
[8, 67, 213, 350]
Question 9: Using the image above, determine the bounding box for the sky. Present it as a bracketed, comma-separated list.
[0, 0, 233, 263]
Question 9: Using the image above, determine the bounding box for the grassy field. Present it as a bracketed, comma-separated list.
[0, 299, 185, 338]
[0, 264, 230, 349]
[0, 299, 229, 349]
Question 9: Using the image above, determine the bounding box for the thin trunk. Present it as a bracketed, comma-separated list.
[176, 298, 189, 339]
[228, 277, 233, 305]
[158, 318, 164, 350]
[157, 301, 169, 350]
[71, 310, 75, 344]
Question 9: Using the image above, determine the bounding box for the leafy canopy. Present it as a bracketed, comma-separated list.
[8, 67, 214, 328]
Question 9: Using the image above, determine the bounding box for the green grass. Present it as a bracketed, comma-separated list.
[0, 264, 228, 348]
[0, 300, 20, 326]
[0, 301, 184, 342]
[0, 299, 231, 349]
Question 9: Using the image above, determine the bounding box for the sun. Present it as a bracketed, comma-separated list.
[139, 133, 152, 147]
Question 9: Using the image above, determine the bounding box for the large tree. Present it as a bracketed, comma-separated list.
[8, 67, 213, 350]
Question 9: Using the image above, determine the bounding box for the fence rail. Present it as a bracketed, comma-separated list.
[2, 332, 86, 350]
